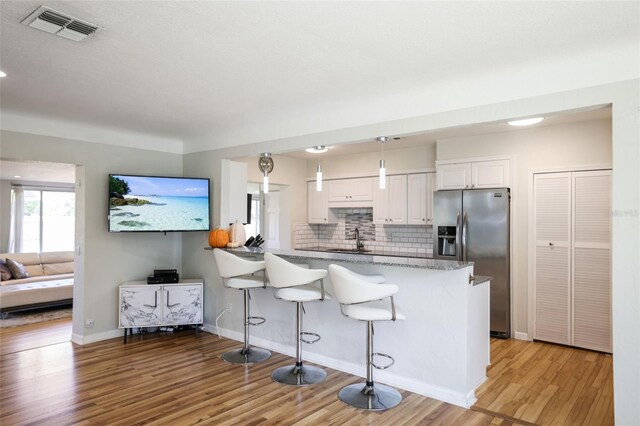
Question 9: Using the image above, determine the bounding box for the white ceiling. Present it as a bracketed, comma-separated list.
[281, 107, 612, 160]
[0, 2, 637, 154]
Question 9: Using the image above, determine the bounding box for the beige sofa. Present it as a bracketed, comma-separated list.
[0, 251, 74, 315]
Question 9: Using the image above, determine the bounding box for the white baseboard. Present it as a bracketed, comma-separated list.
[71, 329, 122, 345]
[515, 331, 531, 341]
[203, 323, 477, 408]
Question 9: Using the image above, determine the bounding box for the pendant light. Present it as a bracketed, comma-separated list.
[316, 164, 323, 191]
[258, 153, 274, 194]
[377, 137, 389, 189]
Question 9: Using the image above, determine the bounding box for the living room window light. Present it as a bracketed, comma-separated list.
[9, 185, 75, 253]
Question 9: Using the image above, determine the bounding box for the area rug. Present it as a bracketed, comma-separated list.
[0, 307, 72, 328]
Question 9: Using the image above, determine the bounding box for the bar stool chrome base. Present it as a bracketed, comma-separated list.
[272, 363, 327, 386]
[338, 382, 402, 411]
[222, 347, 271, 364]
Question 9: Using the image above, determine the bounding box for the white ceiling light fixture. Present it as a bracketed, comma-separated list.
[305, 145, 329, 154]
[21, 6, 100, 42]
[377, 136, 389, 190]
[258, 153, 274, 194]
[507, 117, 544, 126]
[316, 164, 323, 192]
[0, 71, 6, 78]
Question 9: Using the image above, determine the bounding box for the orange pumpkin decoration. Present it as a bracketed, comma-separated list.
[208, 228, 230, 248]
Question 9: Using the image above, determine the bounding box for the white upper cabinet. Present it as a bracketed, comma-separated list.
[437, 163, 472, 190]
[327, 178, 373, 206]
[437, 159, 510, 190]
[308, 181, 338, 224]
[472, 160, 510, 189]
[407, 173, 436, 225]
[373, 175, 407, 224]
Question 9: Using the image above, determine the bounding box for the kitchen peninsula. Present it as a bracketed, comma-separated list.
[208, 246, 490, 407]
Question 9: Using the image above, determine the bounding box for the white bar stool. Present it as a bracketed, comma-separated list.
[213, 248, 271, 364]
[328, 264, 405, 411]
[264, 253, 329, 386]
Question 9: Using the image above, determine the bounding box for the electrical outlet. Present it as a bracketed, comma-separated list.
[85, 319, 94, 328]
[227, 303, 232, 312]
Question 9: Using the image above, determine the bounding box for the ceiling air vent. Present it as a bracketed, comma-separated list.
[21, 6, 100, 41]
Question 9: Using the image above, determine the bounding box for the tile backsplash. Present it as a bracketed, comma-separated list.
[295, 208, 434, 257]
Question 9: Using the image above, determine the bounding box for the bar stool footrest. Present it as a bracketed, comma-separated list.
[371, 352, 394, 370]
[247, 316, 266, 326]
[300, 331, 321, 344]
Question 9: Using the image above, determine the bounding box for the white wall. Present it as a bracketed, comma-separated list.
[305, 143, 436, 178]
[0, 130, 184, 342]
[436, 118, 612, 338]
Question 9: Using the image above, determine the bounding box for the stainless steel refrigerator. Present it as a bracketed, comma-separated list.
[433, 188, 511, 338]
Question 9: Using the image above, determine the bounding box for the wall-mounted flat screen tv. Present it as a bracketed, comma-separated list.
[108, 174, 210, 232]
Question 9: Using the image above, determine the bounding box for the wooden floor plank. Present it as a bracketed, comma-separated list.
[0, 321, 614, 425]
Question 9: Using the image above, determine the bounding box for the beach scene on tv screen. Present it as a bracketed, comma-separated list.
[109, 175, 209, 231]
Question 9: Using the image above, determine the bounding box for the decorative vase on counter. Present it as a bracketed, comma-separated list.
[227, 221, 246, 248]
[208, 227, 230, 248]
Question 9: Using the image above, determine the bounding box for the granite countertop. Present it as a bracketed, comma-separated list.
[208, 246, 473, 271]
[472, 275, 492, 286]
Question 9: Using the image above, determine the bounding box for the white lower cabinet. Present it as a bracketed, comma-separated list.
[373, 175, 407, 224]
[119, 280, 203, 331]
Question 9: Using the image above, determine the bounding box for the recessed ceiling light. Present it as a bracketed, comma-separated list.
[0, 71, 7, 78]
[14, 175, 21, 178]
[507, 117, 544, 126]
[305, 145, 329, 154]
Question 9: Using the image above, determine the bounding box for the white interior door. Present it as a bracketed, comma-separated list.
[264, 192, 280, 249]
[572, 170, 612, 353]
[533, 173, 572, 345]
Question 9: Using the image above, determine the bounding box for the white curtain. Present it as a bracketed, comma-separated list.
[9, 186, 24, 253]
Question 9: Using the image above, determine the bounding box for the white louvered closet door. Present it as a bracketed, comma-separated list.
[572, 171, 612, 352]
[534, 173, 572, 345]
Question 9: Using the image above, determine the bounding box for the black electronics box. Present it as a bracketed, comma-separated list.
[147, 269, 179, 284]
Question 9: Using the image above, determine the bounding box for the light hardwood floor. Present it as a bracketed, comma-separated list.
[0, 320, 613, 425]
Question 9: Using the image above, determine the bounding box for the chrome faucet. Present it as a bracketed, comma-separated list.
[354, 227, 365, 251]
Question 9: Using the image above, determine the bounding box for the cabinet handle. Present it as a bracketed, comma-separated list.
[324, 218, 327, 221]
[166, 290, 179, 309]
[422, 218, 426, 221]
[472, 184, 475, 188]
[389, 219, 393, 222]
[549, 242, 554, 247]
[465, 185, 469, 188]
[144, 290, 158, 309]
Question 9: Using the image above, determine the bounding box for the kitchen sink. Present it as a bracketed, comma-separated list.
[327, 248, 371, 254]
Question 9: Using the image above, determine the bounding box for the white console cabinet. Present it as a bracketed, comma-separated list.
[119, 279, 203, 342]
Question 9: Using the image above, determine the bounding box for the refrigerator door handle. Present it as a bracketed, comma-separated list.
[456, 212, 461, 261]
[462, 212, 468, 262]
